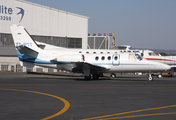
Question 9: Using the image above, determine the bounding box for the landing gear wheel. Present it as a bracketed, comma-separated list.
[148, 74, 153, 81]
[157, 74, 162, 78]
[98, 73, 104, 77]
[93, 73, 99, 80]
[111, 73, 116, 78]
[84, 75, 91, 80]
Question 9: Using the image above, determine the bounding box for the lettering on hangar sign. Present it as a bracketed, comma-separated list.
[0, 5, 24, 22]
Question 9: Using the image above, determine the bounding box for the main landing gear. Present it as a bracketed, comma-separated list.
[84, 73, 103, 80]
[84, 75, 91, 80]
[93, 73, 99, 80]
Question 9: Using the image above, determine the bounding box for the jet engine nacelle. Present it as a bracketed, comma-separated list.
[54, 54, 84, 63]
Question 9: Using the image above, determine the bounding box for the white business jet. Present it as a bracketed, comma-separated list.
[117, 45, 176, 77]
[10, 25, 171, 81]
[141, 50, 176, 77]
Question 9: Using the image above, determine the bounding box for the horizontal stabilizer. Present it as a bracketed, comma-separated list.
[16, 45, 38, 58]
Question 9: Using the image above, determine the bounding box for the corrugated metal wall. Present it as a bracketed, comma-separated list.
[0, 0, 88, 48]
[88, 37, 109, 49]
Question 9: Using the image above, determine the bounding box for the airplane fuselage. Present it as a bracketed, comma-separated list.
[19, 43, 170, 74]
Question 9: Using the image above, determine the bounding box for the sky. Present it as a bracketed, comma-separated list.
[26, 0, 176, 50]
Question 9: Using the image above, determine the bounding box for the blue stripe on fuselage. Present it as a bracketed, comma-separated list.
[16, 50, 58, 64]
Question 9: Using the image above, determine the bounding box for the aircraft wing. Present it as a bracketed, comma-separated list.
[170, 65, 176, 68]
[72, 62, 109, 73]
[16, 45, 38, 58]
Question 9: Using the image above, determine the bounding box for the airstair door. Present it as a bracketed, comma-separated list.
[112, 54, 120, 65]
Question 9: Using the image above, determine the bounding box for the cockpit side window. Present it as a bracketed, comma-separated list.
[135, 54, 142, 61]
[129, 54, 136, 61]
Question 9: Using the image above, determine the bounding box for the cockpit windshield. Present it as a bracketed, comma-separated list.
[148, 52, 159, 56]
[135, 54, 143, 61]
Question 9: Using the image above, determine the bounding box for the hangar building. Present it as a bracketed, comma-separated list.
[0, 0, 88, 50]
[0, 0, 88, 72]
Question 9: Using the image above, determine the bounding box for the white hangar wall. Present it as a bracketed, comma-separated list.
[0, 0, 88, 49]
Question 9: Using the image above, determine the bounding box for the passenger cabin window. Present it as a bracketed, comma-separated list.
[108, 56, 111, 60]
[100, 52, 103, 54]
[95, 56, 99, 61]
[102, 56, 105, 60]
[114, 56, 118, 60]
[86, 52, 89, 54]
[129, 54, 136, 61]
[93, 52, 96, 54]
[107, 52, 110, 54]
[79, 51, 82, 53]
[133, 51, 139, 53]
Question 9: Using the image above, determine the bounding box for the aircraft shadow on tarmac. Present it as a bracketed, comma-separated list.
[25, 72, 174, 81]
[27, 72, 79, 77]
[27, 72, 112, 81]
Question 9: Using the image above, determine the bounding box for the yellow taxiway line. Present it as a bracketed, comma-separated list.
[97, 112, 176, 120]
[0, 88, 70, 120]
[82, 104, 176, 120]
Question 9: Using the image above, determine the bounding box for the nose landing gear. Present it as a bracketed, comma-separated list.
[148, 74, 153, 81]
[148, 73, 163, 81]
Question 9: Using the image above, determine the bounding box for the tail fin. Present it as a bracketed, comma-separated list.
[10, 25, 42, 66]
[10, 24, 39, 51]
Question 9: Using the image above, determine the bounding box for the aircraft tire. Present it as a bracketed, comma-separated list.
[111, 73, 116, 78]
[93, 73, 99, 80]
[99, 73, 104, 77]
[157, 74, 162, 78]
[85, 75, 91, 80]
[148, 75, 153, 81]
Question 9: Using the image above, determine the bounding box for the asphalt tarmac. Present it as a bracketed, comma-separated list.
[0, 72, 176, 120]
